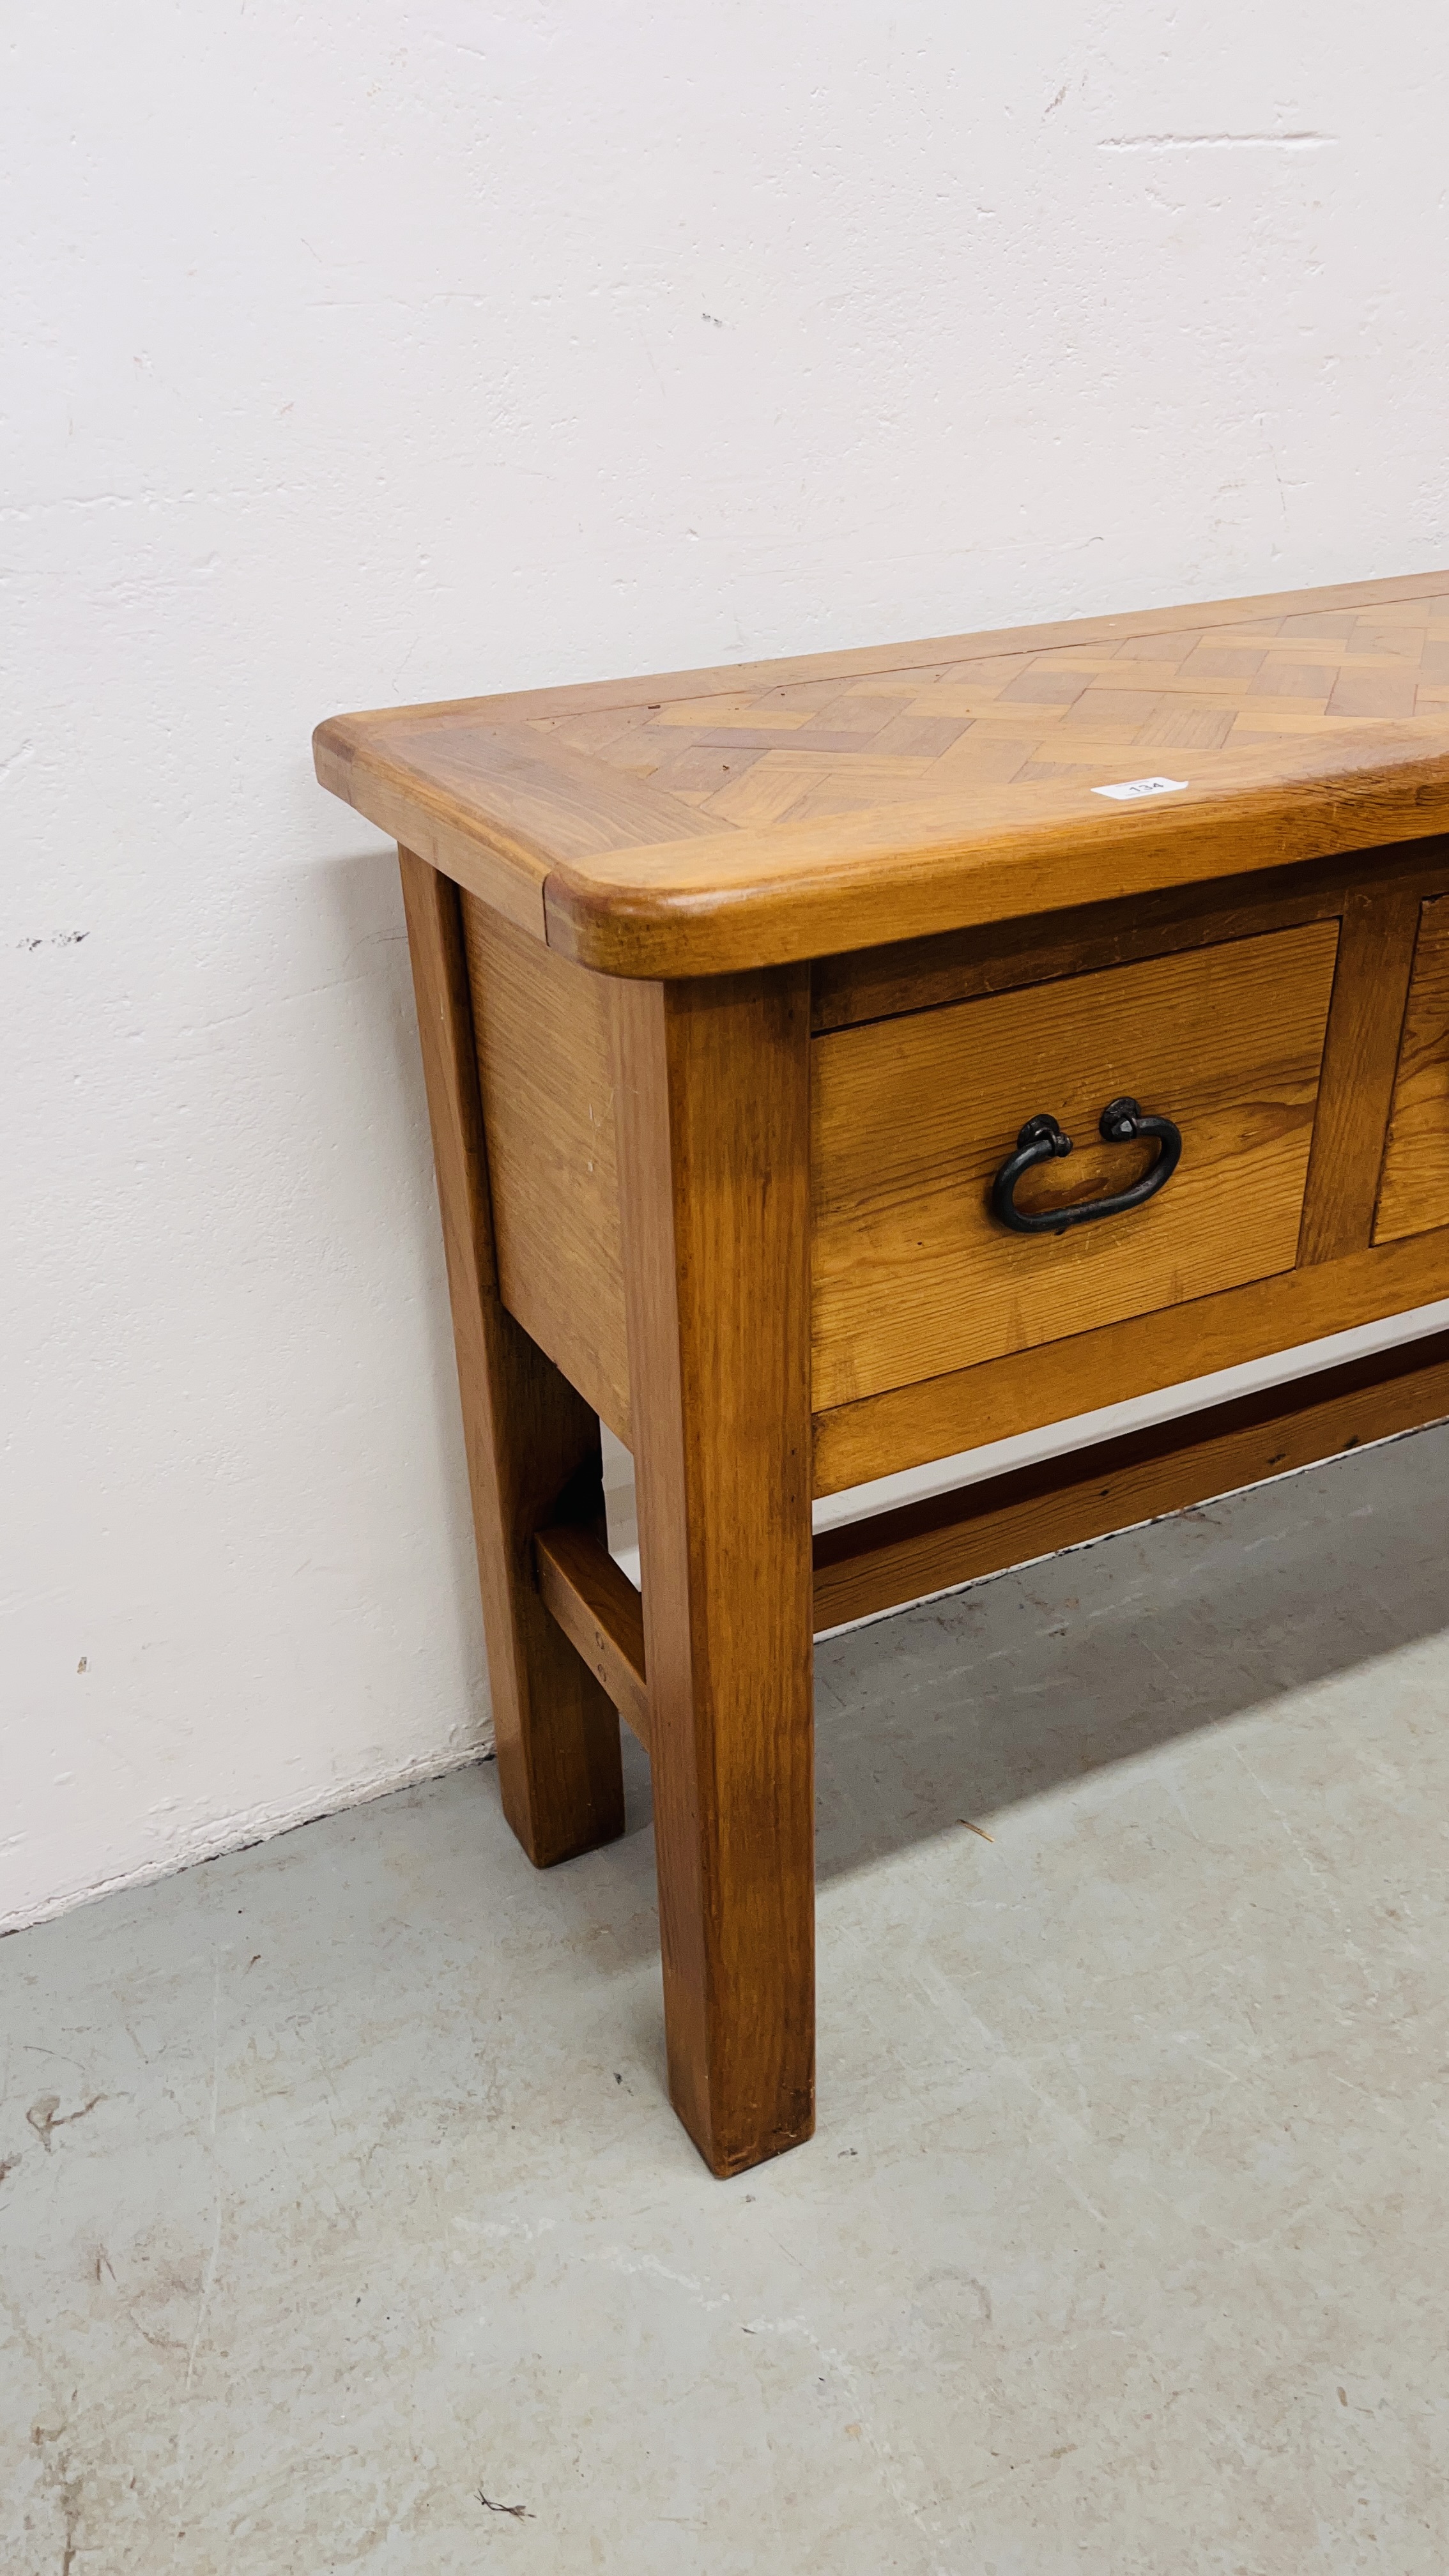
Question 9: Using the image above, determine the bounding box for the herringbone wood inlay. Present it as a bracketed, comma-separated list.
[316, 571, 1449, 971]
[531, 594, 1449, 832]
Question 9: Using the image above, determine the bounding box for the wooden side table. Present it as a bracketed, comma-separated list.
[316, 571, 1449, 2175]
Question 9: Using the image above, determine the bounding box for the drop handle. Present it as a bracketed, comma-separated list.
[990, 1095, 1183, 1235]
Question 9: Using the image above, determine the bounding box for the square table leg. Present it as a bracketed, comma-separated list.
[613, 967, 816, 2176]
[399, 848, 625, 1867]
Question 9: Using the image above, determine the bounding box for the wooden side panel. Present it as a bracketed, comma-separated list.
[1376, 896, 1449, 1243]
[811, 1222, 1449, 1494]
[397, 850, 624, 1867]
[812, 921, 1339, 1411]
[463, 898, 631, 1445]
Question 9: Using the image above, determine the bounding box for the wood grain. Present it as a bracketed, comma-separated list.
[317, 725, 552, 940]
[811, 1222, 1449, 1494]
[321, 567, 1449, 737]
[810, 842, 1449, 1033]
[813, 1330, 1449, 1629]
[1296, 888, 1423, 1262]
[543, 726, 1449, 979]
[1376, 896, 1449, 1243]
[811, 921, 1338, 1409]
[614, 967, 815, 2177]
[534, 1524, 650, 1750]
[397, 848, 624, 1866]
[463, 899, 631, 1443]
[316, 712, 722, 944]
[312, 572, 1449, 979]
[536, 1328, 1449, 1643]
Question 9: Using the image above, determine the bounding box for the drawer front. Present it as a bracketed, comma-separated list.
[812, 920, 1340, 1408]
[1374, 895, 1449, 1245]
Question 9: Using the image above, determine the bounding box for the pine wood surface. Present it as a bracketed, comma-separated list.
[811, 1222, 1449, 1495]
[463, 898, 632, 1444]
[1376, 896, 1449, 1243]
[812, 1330, 1449, 1631]
[533, 1524, 650, 1751]
[1296, 890, 1424, 1263]
[613, 968, 816, 2176]
[810, 840, 1449, 1032]
[316, 572, 1449, 976]
[381, 566, 1449, 2174]
[397, 850, 624, 1866]
[812, 922, 1338, 1409]
[533, 1335, 1449, 1679]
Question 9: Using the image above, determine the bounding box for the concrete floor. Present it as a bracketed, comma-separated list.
[4, 1427, 1449, 2575]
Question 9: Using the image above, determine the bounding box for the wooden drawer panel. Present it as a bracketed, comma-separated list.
[811, 920, 1339, 1408]
[1374, 895, 1449, 1244]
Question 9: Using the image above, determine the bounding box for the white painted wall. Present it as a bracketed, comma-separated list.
[6, 3, 1449, 1932]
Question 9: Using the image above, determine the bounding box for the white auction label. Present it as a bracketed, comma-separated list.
[1092, 776, 1189, 801]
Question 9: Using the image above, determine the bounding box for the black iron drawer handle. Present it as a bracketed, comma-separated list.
[991, 1095, 1183, 1235]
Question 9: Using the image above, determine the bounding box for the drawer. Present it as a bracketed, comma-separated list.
[1374, 894, 1449, 1244]
[811, 919, 1340, 1408]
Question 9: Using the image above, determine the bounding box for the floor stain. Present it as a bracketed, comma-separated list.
[478, 2487, 533, 2520]
[26, 2094, 103, 2152]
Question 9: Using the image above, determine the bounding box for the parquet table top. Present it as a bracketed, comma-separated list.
[315, 570, 1449, 975]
